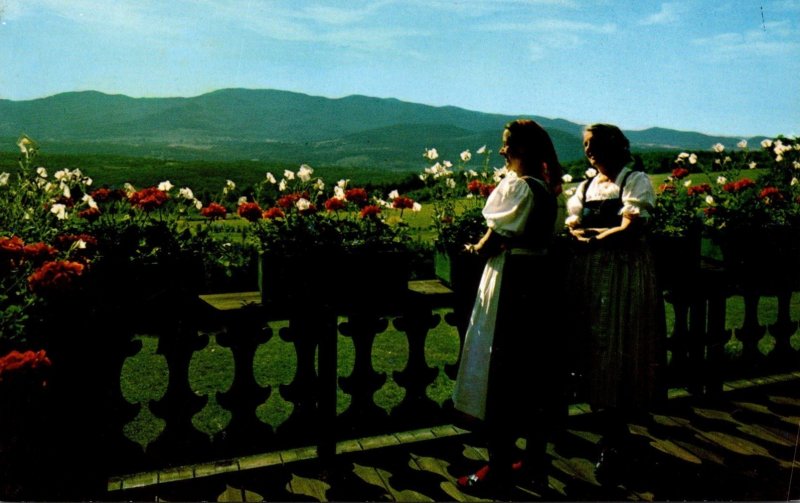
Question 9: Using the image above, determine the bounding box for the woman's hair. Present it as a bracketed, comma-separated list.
[504, 119, 563, 194]
[584, 123, 632, 169]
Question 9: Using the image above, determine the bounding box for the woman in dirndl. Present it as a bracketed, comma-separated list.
[453, 119, 566, 493]
[565, 123, 667, 481]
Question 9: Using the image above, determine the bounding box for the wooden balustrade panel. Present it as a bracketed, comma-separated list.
[103, 282, 799, 476]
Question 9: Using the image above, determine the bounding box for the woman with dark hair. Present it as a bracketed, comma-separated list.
[566, 123, 667, 480]
[453, 119, 566, 492]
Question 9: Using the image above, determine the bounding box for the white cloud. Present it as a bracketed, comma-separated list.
[639, 2, 686, 26]
[692, 20, 800, 60]
[482, 18, 616, 61]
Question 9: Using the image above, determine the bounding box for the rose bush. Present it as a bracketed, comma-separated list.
[418, 146, 503, 254]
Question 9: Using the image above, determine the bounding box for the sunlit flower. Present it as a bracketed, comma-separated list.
[749, 161, 757, 169]
[50, 204, 67, 220]
[585, 168, 597, 178]
[562, 174, 573, 183]
[81, 194, 98, 209]
[476, 145, 487, 154]
[238, 196, 248, 205]
[36, 167, 47, 178]
[678, 152, 690, 159]
[265, 172, 277, 184]
[158, 180, 173, 192]
[278, 179, 287, 191]
[761, 139, 773, 148]
[705, 195, 715, 205]
[689, 153, 698, 164]
[716, 176, 727, 185]
[295, 198, 311, 211]
[423, 148, 439, 160]
[283, 170, 295, 181]
[737, 139, 748, 149]
[412, 202, 422, 212]
[460, 150, 471, 162]
[712, 143, 725, 153]
[0, 173, 9, 186]
[179, 187, 194, 200]
[17, 136, 37, 159]
[297, 164, 313, 182]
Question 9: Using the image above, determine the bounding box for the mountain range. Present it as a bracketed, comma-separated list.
[0, 88, 762, 170]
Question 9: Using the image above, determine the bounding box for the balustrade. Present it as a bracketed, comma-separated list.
[5, 265, 799, 498]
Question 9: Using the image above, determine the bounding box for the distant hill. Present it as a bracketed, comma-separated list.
[0, 88, 762, 170]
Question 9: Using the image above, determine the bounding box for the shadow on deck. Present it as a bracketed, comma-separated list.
[109, 373, 800, 502]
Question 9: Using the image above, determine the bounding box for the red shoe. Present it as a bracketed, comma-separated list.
[457, 464, 492, 489]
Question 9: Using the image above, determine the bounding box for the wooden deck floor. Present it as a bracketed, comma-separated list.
[110, 373, 800, 502]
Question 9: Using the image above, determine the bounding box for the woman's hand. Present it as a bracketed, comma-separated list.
[465, 228, 502, 256]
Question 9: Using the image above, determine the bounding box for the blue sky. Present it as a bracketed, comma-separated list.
[1, 0, 798, 138]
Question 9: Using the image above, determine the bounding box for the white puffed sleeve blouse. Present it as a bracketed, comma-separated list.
[566, 167, 655, 226]
[481, 171, 534, 238]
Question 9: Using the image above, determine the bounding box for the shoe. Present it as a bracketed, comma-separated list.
[456, 464, 492, 489]
[594, 446, 621, 483]
[456, 463, 515, 494]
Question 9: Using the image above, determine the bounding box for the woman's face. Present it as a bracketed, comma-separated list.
[499, 129, 511, 165]
[583, 130, 609, 174]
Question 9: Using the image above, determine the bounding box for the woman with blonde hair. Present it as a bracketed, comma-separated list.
[566, 123, 667, 481]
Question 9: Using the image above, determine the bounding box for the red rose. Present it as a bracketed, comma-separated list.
[467, 180, 483, 194]
[324, 198, 347, 212]
[78, 207, 101, 221]
[28, 260, 85, 295]
[392, 196, 415, 210]
[479, 184, 496, 198]
[201, 202, 228, 220]
[687, 184, 712, 197]
[759, 186, 782, 201]
[263, 207, 285, 220]
[671, 167, 690, 179]
[345, 188, 369, 206]
[359, 205, 382, 219]
[0, 349, 52, 382]
[23, 242, 59, 265]
[237, 202, 263, 222]
[129, 187, 169, 211]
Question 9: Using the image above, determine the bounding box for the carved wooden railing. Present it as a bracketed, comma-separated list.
[5, 257, 800, 499]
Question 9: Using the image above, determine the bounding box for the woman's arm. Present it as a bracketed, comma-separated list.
[465, 228, 505, 256]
